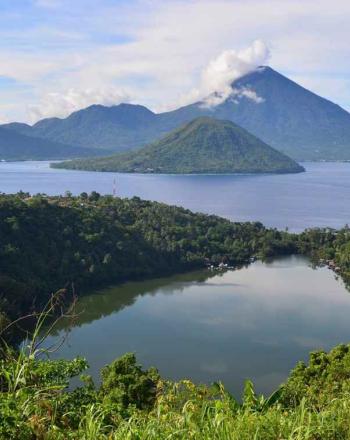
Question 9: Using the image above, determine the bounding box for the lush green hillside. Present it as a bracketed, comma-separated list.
[5, 67, 350, 160]
[2, 195, 350, 438]
[2, 192, 350, 324]
[52, 117, 304, 174]
[0, 126, 110, 160]
[0, 193, 296, 324]
[2, 192, 350, 325]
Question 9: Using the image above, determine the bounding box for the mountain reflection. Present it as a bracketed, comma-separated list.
[42, 255, 350, 396]
[50, 270, 219, 333]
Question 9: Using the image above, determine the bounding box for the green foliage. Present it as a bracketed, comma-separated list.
[54, 117, 304, 174]
[281, 344, 350, 408]
[2, 343, 350, 439]
[0, 193, 296, 322]
[3, 194, 350, 438]
[297, 226, 350, 285]
[2, 294, 350, 438]
[100, 353, 159, 413]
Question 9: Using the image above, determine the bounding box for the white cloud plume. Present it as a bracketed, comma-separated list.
[28, 87, 130, 122]
[220, 87, 265, 107]
[238, 88, 264, 103]
[182, 40, 270, 108]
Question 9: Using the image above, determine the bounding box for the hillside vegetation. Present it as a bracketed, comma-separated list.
[1, 193, 350, 323]
[2, 195, 350, 438]
[2, 332, 350, 438]
[52, 117, 304, 174]
[0, 192, 297, 323]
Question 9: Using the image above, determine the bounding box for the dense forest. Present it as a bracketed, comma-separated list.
[0, 192, 297, 323]
[2, 193, 350, 438]
[1, 192, 350, 324]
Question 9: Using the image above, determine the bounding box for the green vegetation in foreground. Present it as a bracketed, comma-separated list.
[2, 194, 350, 437]
[52, 117, 304, 174]
[2, 300, 350, 440]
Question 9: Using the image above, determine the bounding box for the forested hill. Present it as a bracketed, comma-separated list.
[2, 193, 350, 326]
[52, 117, 304, 174]
[0, 193, 296, 322]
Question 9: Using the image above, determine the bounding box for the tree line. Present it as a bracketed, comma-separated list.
[0, 192, 298, 322]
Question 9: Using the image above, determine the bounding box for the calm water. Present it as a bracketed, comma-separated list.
[1, 160, 350, 230]
[42, 256, 350, 396]
[6, 161, 350, 394]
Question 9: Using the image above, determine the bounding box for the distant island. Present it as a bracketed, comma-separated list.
[52, 117, 304, 174]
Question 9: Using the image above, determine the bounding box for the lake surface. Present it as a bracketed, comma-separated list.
[41, 256, 350, 396]
[1, 160, 350, 230]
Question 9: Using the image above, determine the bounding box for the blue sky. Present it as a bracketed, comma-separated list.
[0, 0, 349, 122]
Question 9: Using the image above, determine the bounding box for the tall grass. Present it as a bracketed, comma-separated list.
[2, 299, 350, 439]
[110, 396, 350, 440]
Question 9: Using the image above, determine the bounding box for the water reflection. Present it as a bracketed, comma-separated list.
[43, 255, 350, 396]
[51, 270, 220, 332]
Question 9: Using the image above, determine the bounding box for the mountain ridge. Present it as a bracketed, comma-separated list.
[0, 126, 112, 160]
[3, 66, 350, 160]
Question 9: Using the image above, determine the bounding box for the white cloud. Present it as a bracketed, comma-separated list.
[1, 0, 350, 121]
[28, 87, 130, 121]
[238, 88, 265, 104]
[181, 40, 269, 107]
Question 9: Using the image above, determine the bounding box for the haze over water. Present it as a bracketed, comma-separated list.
[1, 160, 349, 231]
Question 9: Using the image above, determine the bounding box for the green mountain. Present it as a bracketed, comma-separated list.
[0, 125, 111, 160]
[166, 66, 350, 160]
[6, 67, 350, 161]
[3, 104, 159, 154]
[53, 117, 304, 174]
